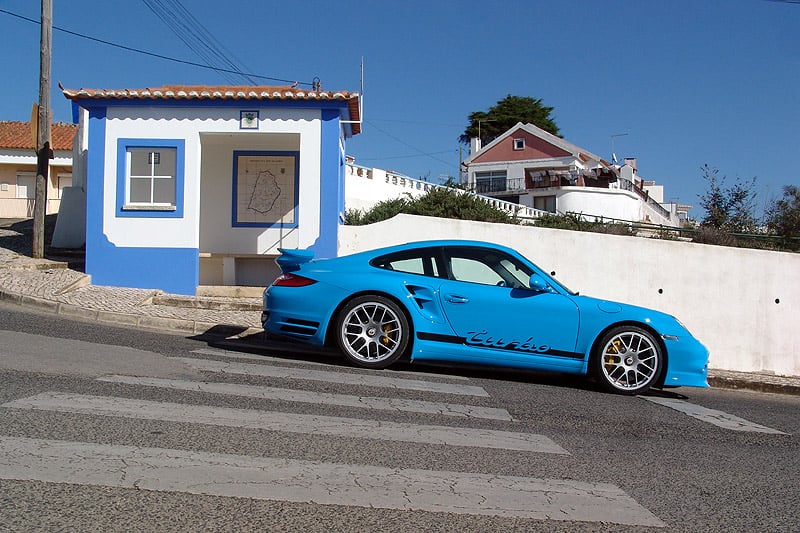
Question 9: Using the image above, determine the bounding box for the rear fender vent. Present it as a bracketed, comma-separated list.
[404, 284, 447, 324]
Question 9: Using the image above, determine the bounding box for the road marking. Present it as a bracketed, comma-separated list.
[0, 436, 663, 526]
[193, 347, 471, 380]
[3, 393, 564, 453]
[171, 357, 490, 397]
[644, 397, 788, 434]
[97, 375, 514, 421]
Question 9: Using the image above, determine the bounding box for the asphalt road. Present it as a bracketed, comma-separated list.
[0, 303, 798, 532]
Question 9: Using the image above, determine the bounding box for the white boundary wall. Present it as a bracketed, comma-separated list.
[339, 214, 799, 377]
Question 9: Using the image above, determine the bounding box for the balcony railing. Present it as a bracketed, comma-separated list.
[618, 178, 672, 220]
[475, 177, 526, 194]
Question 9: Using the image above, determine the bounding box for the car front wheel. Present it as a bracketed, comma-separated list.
[592, 326, 663, 395]
[335, 295, 409, 369]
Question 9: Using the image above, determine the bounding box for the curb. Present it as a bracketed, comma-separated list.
[707, 374, 800, 397]
[0, 287, 263, 337]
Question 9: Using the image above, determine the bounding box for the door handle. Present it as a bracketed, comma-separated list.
[445, 294, 469, 304]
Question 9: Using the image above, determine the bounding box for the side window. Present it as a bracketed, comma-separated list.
[450, 257, 504, 285]
[387, 257, 426, 275]
[372, 250, 441, 277]
[445, 247, 533, 288]
[498, 258, 531, 289]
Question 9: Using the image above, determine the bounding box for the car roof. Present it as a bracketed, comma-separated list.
[355, 240, 516, 257]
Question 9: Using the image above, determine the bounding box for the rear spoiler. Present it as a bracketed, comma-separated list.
[275, 248, 315, 273]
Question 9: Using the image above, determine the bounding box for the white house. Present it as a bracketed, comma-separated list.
[463, 122, 683, 226]
[57, 84, 361, 295]
[0, 121, 77, 218]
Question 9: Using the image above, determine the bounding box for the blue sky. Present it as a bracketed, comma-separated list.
[2, 0, 798, 217]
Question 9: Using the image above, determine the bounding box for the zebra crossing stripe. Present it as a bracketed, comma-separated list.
[3, 392, 564, 453]
[171, 357, 490, 397]
[97, 375, 514, 421]
[0, 435, 664, 526]
[644, 397, 788, 434]
[192, 347, 471, 380]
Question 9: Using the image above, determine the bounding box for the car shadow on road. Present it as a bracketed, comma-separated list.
[189, 325, 603, 394]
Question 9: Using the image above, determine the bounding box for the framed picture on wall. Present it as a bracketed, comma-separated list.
[239, 110, 259, 130]
[232, 151, 299, 227]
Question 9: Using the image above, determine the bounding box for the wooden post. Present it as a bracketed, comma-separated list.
[32, 0, 52, 259]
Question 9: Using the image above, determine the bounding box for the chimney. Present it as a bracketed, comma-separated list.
[623, 157, 637, 173]
[470, 137, 481, 156]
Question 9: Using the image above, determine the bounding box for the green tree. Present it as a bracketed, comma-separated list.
[698, 164, 759, 233]
[459, 95, 560, 146]
[766, 185, 800, 248]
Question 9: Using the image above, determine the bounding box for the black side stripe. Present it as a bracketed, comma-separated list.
[417, 331, 584, 360]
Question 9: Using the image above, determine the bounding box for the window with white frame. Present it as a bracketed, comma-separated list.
[15, 172, 35, 199]
[125, 147, 177, 207]
[57, 174, 72, 199]
[117, 139, 184, 218]
[474, 170, 507, 194]
[513, 138, 525, 150]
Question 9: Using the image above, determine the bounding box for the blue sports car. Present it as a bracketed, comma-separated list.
[262, 240, 708, 395]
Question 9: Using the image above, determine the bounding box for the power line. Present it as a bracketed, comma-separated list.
[0, 7, 312, 87]
[358, 150, 456, 162]
[364, 120, 457, 168]
[142, 0, 257, 85]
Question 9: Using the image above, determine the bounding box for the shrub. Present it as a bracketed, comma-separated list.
[345, 188, 515, 225]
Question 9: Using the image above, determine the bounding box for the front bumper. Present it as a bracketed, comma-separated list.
[661, 334, 710, 388]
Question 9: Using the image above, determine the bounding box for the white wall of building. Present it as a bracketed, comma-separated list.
[340, 214, 799, 377]
[102, 108, 202, 249]
[101, 107, 324, 252]
[534, 186, 643, 220]
[345, 165, 434, 211]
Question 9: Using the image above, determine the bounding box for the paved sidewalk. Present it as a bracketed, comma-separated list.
[1, 218, 798, 395]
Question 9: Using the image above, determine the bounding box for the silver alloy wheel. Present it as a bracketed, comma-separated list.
[339, 299, 405, 365]
[599, 329, 660, 393]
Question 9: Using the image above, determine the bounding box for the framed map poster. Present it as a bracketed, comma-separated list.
[232, 151, 299, 227]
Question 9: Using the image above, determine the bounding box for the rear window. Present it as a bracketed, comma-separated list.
[371, 249, 441, 278]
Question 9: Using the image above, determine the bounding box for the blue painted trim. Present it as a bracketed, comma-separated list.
[90, 233, 199, 295]
[71, 102, 80, 124]
[73, 98, 355, 139]
[84, 107, 107, 285]
[308, 109, 342, 258]
[115, 138, 186, 218]
[231, 150, 300, 228]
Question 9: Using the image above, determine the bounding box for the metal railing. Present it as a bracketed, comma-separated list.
[617, 178, 672, 220]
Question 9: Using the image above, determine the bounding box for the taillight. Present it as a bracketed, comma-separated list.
[271, 273, 317, 287]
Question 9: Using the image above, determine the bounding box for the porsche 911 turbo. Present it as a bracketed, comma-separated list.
[262, 240, 709, 395]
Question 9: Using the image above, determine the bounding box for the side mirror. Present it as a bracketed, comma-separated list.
[529, 274, 552, 292]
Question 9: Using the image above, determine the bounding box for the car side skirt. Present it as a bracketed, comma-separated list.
[412, 332, 586, 375]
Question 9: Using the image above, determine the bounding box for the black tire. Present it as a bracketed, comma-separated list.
[335, 295, 409, 369]
[592, 325, 663, 395]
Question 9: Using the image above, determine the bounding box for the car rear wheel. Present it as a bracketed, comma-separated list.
[592, 326, 663, 395]
[336, 295, 409, 369]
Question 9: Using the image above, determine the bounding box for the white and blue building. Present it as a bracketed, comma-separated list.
[58, 84, 361, 295]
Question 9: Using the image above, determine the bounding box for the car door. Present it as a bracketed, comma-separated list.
[437, 246, 583, 370]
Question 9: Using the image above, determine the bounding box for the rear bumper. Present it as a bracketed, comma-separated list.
[262, 284, 347, 345]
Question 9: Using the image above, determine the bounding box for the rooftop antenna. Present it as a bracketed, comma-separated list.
[610, 133, 628, 164]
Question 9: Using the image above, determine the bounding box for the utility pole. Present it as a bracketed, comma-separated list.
[33, 0, 52, 259]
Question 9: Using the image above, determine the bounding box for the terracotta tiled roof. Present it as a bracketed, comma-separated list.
[0, 121, 77, 151]
[60, 84, 362, 134]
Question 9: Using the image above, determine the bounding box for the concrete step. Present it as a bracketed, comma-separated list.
[152, 293, 262, 312]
